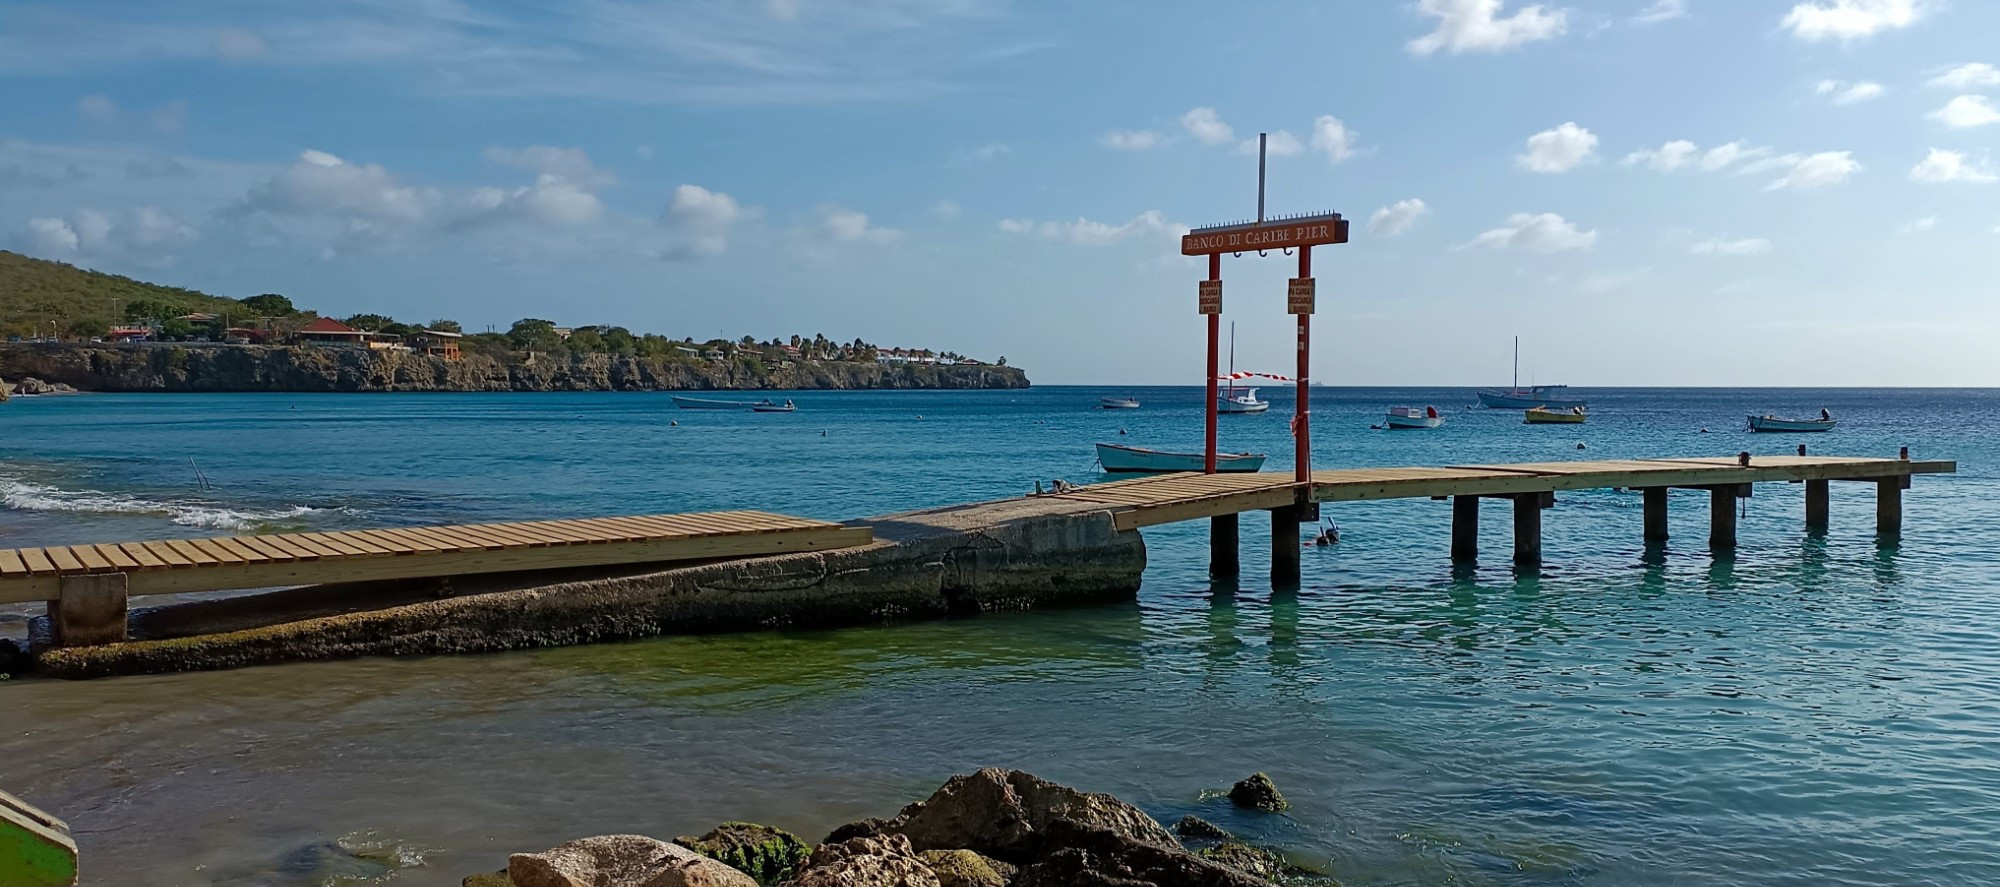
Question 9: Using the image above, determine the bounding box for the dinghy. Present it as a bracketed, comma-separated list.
[1099, 396, 1141, 409]
[1748, 411, 1835, 432]
[1384, 406, 1443, 429]
[1095, 443, 1266, 474]
[1524, 406, 1587, 425]
[671, 395, 757, 410]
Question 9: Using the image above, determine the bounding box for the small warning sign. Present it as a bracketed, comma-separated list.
[1287, 277, 1315, 315]
[1198, 279, 1222, 315]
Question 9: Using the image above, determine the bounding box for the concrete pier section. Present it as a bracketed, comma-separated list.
[28, 497, 1144, 679]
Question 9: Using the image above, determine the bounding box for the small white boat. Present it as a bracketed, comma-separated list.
[1099, 396, 1141, 409]
[752, 399, 796, 413]
[1095, 443, 1266, 474]
[671, 395, 757, 410]
[1384, 406, 1442, 429]
[1218, 387, 1270, 414]
[1748, 411, 1834, 433]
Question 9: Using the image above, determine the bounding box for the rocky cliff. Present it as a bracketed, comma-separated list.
[0, 344, 1029, 393]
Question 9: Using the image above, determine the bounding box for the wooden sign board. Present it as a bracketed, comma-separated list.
[1197, 280, 1222, 315]
[1287, 278, 1315, 315]
[1181, 214, 1349, 257]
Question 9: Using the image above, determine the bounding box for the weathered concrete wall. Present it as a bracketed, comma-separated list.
[30, 499, 1145, 679]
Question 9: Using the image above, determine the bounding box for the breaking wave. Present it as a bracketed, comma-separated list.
[0, 476, 332, 531]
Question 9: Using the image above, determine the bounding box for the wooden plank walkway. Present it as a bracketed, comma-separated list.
[0, 510, 872, 604]
[1060, 455, 1955, 531]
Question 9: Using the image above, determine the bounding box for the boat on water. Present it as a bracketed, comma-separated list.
[1524, 406, 1587, 425]
[1384, 406, 1443, 429]
[1095, 443, 1266, 474]
[1217, 323, 1271, 414]
[1749, 410, 1834, 433]
[1098, 396, 1141, 410]
[671, 395, 757, 410]
[752, 399, 797, 413]
[1477, 336, 1585, 410]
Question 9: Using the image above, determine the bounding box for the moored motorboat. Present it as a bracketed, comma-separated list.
[671, 395, 757, 410]
[1095, 443, 1266, 474]
[752, 399, 797, 413]
[1099, 396, 1141, 409]
[1384, 406, 1443, 429]
[1524, 406, 1587, 425]
[1748, 411, 1834, 432]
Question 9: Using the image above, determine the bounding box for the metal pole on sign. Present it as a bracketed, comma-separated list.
[1296, 246, 1311, 492]
[1205, 253, 1221, 474]
[1257, 133, 1266, 224]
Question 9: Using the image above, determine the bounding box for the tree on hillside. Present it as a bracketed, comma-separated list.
[600, 326, 636, 355]
[343, 313, 394, 332]
[507, 318, 561, 352]
[124, 299, 184, 324]
[425, 319, 462, 333]
[240, 293, 296, 316]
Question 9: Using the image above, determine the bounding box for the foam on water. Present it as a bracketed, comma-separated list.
[0, 473, 330, 531]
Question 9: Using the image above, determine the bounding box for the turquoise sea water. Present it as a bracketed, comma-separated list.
[1, 387, 1996, 886]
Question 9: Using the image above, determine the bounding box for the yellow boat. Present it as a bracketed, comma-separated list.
[1524, 406, 1587, 425]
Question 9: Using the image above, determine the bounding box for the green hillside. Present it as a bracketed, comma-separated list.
[0, 250, 251, 338]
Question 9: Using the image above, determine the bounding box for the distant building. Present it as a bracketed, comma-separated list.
[410, 329, 462, 360]
[107, 326, 153, 343]
[675, 345, 700, 358]
[294, 316, 371, 347]
[704, 348, 726, 361]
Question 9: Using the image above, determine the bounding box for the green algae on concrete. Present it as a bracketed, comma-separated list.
[0, 790, 78, 887]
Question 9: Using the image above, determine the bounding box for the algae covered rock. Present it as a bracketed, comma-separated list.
[676, 822, 810, 885]
[1011, 819, 1266, 887]
[1197, 842, 1287, 881]
[863, 767, 1178, 863]
[1175, 815, 1231, 841]
[1228, 773, 1288, 813]
[509, 834, 756, 887]
[463, 871, 514, 887]
[917, 849, 1011, 887]
[786, 834, 941, 887]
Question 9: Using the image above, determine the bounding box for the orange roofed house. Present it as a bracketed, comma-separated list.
[293, 317, 371, 348]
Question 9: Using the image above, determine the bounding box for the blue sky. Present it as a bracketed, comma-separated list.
[1, 0, 1996, 385]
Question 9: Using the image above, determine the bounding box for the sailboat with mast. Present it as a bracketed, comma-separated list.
[1217, 323, 1270, 414]
[1476, 336, 1585, 410]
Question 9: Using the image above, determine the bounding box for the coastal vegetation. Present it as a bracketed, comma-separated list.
[0, 250, 1020, 390]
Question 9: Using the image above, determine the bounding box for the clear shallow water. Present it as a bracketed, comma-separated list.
[1, 387, 1996, 886]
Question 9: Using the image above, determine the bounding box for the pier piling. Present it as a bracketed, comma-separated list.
[1805, 479, 1830, 532]
[1709, 487, 1739, 551]
[1271, 506, 1301, 587]
[1210, 514, 1240, 578]
[1451, 495, 1479, 563]
[50, 573, 128, 647]
[1512, 493, 1542, 567]
[1877, 477, 1903, 537]
[1642, 487, 1669, 543]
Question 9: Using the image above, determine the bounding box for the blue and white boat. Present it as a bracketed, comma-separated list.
[1099, 396, 1141, 409]
[671, 395, 758, 410]
[1476, 337, 1585, 410]
[1384, 406, 1443, 429]
[1748, 411, 1835, 433]
[1095, 443, 1266, 474]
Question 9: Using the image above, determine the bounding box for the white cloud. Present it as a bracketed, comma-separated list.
[1180, 108, 1234, 145]
[77, 94, 117, 123]
[1764, 151, 1860, 190]
[929, 200, 961, 219]
[815, 205, 899, 245]
[1816, 79, 1886, 104]
[1632, 0, 1687, 25]
[661, 184, 747, 258]
[1368, 199, 1429, 235]
[24, 207, 198, 257]
[1909, 148, 1998, 184]
[241, 149, 438, 222]
[1930, 95, 2000, 128]
[1102, 130, 1166, 150]
[1407, 0, 1566, 55]
[1900, 216, 1938, 233]
[997, 210, 1177, 246]
[459, 175, 604, 228]
[1517, 122, 1597, 173]
[957, 143, 1010, 163]
[1700, 141, 1773, 172]
[152, 100, 188, 134]
[1690, 236, 1774, 255]
[483, 145, 614, 187]
[1309, 116, 1358, 164]
[1623, 139, 1698, 172]
[1236, 130, 1304, 157]
[1780, 0, 1924, 42]
[1928, 63, 2000, 90]
[1467, 212, 1596, 252]
[213, 28, 266, 60]
[1579, 267, 1648, 294]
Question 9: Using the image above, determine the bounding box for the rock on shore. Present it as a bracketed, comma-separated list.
[0, 343, 1028, 392]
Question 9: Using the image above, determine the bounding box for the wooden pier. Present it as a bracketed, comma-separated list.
[0, 511, 871, 648]
[1043, 453, 1954, 583]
